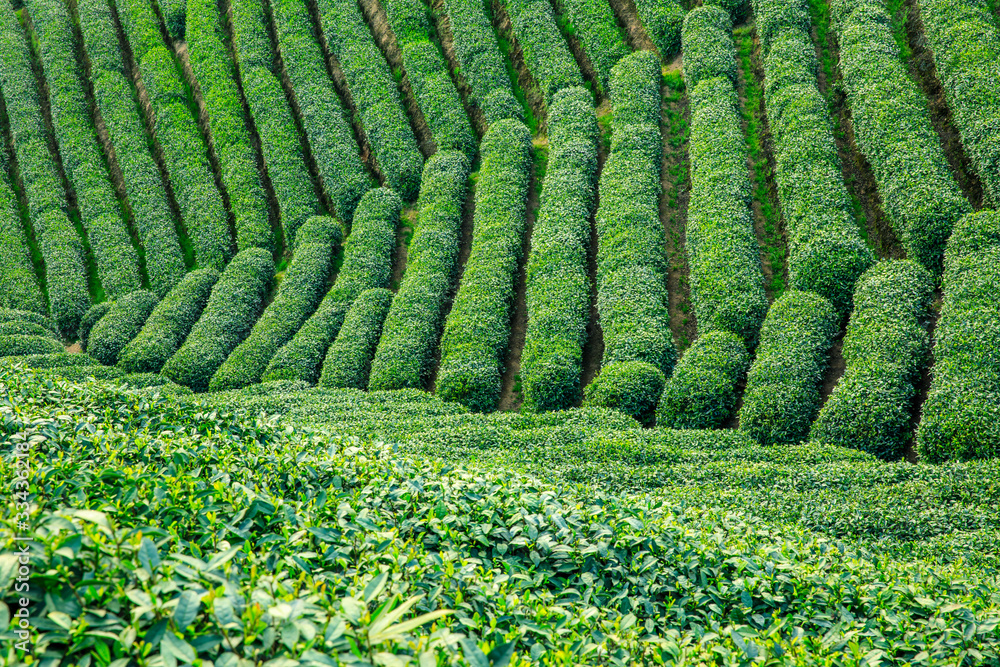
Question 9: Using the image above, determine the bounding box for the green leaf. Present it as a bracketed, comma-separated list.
[0, 554, 18, 594]
[460, 637, 490, 667]
[363, 570, 388, 603]
[172, 590, 201, 629]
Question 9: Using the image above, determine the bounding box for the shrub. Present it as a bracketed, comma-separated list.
[0, 308, 56, 333]
[702, 0, 747, 20]
[87, 290, 159, 366]
[831, 0, 970, 275]
[319, 287, 392, 389]
[681, 5, 736, 90]
[266, 188, 401, 383]
[0, 321, 53, 337]
[583, 360, 666, 424]
[36, 364, 125, 382]
[295, 216, 344, 251]
[118, 269, 220, 373]
[656, 330, 749, 429]
[159, 0, 186, 40]
[811, 260, 933, 459]
[739, 290, 839, 445]
[436, 120, 532, 412]
[917, 210, 1000, 462]
[0, 335, 64, 357]
[633, 0, 684, 58]
[78, 302, 112, 351]
[0, 352, 96, 368]
[557, 0, 629, 91]
[369, 153, 470, 390]
[0, 163, 45, 314]
[521, 87, 597, 412]
[505, 0, 582, 104]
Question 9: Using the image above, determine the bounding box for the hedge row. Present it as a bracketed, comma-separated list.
[739, 290, 839, 445]
[316, 0, 423, 200]
[811, 260, 933, 459]
[162, 248, 273, 391]
[0, 352, 96, 368]
[0, 321, 52, 337]
[186, 0, 272, 251]
[587, 51, 674, 419]
[557, 0, 628, 91]
[441, 0, 521, 125]
[0, 168, 44, 313]
[265, 188, 401, 384]
[87, 290, 159, 366]
[118, 0, 232, 270]
[210, 242, 335, 391]
[633, 0, 684, 58]
[369, 152, 470, 390]
[656, 330, 749, 429]
[319, 287, 392, 389]
[117, 268, 220, 373]
[681, 4, 736, 90]
[0, 335, 63, 357]
[916, 0, 1000, 206]
[78, 302, 111, 351]
[0, 0, 89, 336]
[269, 0, 372, 224]
[159, 0, 186, 40]
[0, 308, 55, 333]
[831, 0, 970, 275]
[752, 0, 874, 313]
[436, 119, 532, 411]
[295, 215, 344, 251]
[520, 86, 597, 412]
[383, 0, 475, 158]
[917, 210, 1000, 462]
[77, 0, 187, 297]
[505, 0, 582, 104]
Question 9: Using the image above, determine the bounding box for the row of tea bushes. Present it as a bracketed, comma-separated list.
[0, 168, 45, 314]
[633, 0, 684, 58]
[319, 287, 392, 389]
[0, 307, 63, 356]
[556, 0, 629, 91]
[87, 290, 158, 366]
[504, 0, 583, 103]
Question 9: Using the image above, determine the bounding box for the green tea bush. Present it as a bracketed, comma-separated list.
[436, 120, 532, 412]
[77, 0, 187, 297]
[266, 188, 401, 383]
[702, 0, 747, 20]
[0, 321, 52, 338]
[210, 242, 334, 391]
[1, 352, 96, 368]
[583, 359, 666, 423]
[505, 0, 582, 104]
[633, 0, 684, 57]
[294, 215, 344, 251]
[811, 260, 934, 459]
[917, 210, 1000, 462]
[319, 287, 392, 389]
[831, 0, 970, 275]
[117, 269, 220, 373]
[369, 153, 470, 390]
[87, 290, 159, 366]
[739, 290, 839, 445]
[316, 0, 423, 200]
[916, 0, 1000, 206]
[0, 150, 45, 314]
[0, 308, 55, 333]
[521, 87, 597, 412]
[163, 248, 274, 391]
[159, 0, 186, 39]
[78, 302, 111, 351]
[0, 334, 63, 357]
[681, 5, 736, 89]
[656, 330, 749, 429]
[558, 0, 629, 91]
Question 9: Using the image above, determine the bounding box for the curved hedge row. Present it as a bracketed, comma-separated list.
[78, 302, 112, 351]
[436, 119, 532, 411]
[159, 0, 186, 40]
[916, 0, 1000, 206]
[505, 0, 582, 104]
[739, 290, 839, 445]
[0, 321, 52, 337]
[28, 0, 142, 299]
[811, 260, 933, 459]
[0, 335, 64, 357]
[521, 86, 597, 412]
[117, 0, 232, 270]
[319, 287, 392, 389]
[633, 0, 684, 58]
[186, 0, 272, 251]
[752, 0, 874, 313]
[831, 0, 970, 275]
[162, 248, 274, 391]
[0, 169, 44, 314]
[369, 152, 470, 390]
[557, 0, 628, 91]
[77, 0, 186, 297]
[656, 330, 749, 429]
[295, 216, 344, 251]
[117, 268, 219, 373]
[265, 187, 401, 383]
[441, 0, 521, 126]
[0, 0, 89, 337]
[0, 308, 56, 333]
[0, 352, 96, 368]
[269, 0, 372, 223]
[917, 210, 1000, 462]
[87, 290, 159, 366]
[316, 0, 423, 200]
[583, 359, 666, 424]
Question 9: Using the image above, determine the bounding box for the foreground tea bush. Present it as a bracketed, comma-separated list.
[657, 330, 748, 429]
[0, 334, 63, 357]
[87, 290, 159, 366]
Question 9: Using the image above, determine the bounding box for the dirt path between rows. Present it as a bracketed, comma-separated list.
[579, 128, 606, 396]
[606, 0, 655, 52]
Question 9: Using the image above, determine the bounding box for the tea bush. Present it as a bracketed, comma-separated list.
[557, 0, 629, 91]
[320, 287, 393, 389]
[87, 290, 159, 366]
[656, 330, 749, 429]
[505, 0, 583, 103]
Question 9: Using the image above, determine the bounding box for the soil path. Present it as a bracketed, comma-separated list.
[579, 129, 606, 395]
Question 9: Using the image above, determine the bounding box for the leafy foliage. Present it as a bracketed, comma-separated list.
[320, 287, 393, 389]
[505, 0, 583, 104]
[557, 0, 629, 91]
[77, 302, 111, 351]
[0, 334, 63, 356]
[0, 308, 56, 335]
[656, 330, 749, 429]
[87, 290, 159, 366]
[583, 359, 666, 423]
[0, 167, 44, 314]
[633, 0, 685, 57]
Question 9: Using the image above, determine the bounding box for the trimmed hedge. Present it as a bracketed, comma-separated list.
[505, 0, 582, 104]
[917, 210, 1000, 462]
[702, 0, 747, 20]
[319, 287, 392, 389]
[739, 290, 839, 445]
[0, 308, 55, 333]
[210, 242, 334, 391]
[78, 301, 112, 351]
[295, 216, 344, 251]
[0, 335, 64, 357]
[162, 248, 273, 391]
[316, 0, 423, 200]
[0, 321, 53, 337]
[831, 0, 970, 275]
[521, 86, 597, 412]
[159, 0, 186, 40]
[681, 5, 736, 90]
[436, 119, 532, 412]
[916, 0, 1000, 206]
[583, 359, 666, 424]
[558, 0, 629, 91]
[441, 0, 521, 125]
[28, 0, 142, 299]
[186, 0, 272, 251]
[117, 268, 220, 373]
[77, 0, 187, 297]
[0, 169, 44, 314]
[0, 352, 96, 368]
[369, 152, 470, 390]
[118, 0, 232, 270]
[265, 188, 401, 383]
[811, 260, 933, 459]
[87, 290, 159, 366]
[633, 0, 684, 58]
[269, 0, 372, 224]
[656, 330, 749, 429]
[752, 0, 874, 313]
[0, 0, 89, 337]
